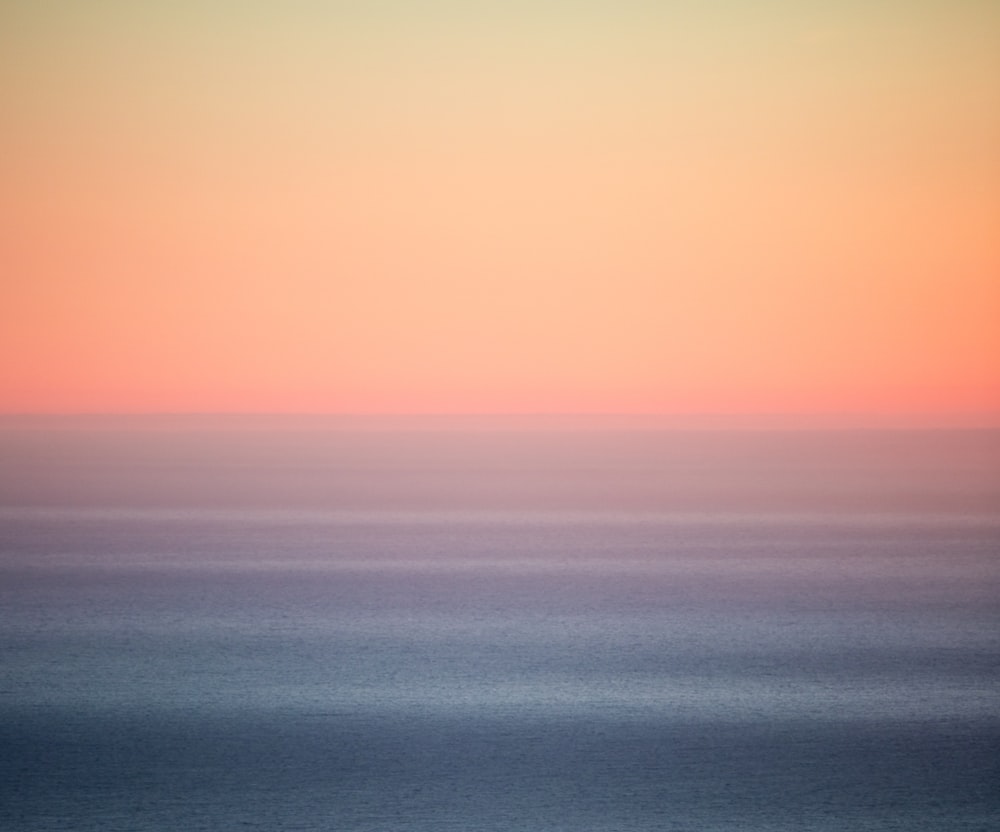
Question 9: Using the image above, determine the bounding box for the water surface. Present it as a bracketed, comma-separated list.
[2, 420, 998, 830]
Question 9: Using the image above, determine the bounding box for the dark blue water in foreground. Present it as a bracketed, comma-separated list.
[1, 421, 998, 830]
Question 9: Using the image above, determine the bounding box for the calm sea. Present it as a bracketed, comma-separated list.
[2, 419, 998, 831]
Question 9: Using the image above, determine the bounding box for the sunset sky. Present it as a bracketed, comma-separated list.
[2, 1, 998, 418]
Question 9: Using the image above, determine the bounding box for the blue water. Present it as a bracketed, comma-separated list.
[1, 421, 998, 830]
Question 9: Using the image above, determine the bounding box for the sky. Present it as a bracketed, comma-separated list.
[1, 1, 998, 419]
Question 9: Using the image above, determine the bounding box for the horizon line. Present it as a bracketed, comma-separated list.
[2, 411, 999, 430]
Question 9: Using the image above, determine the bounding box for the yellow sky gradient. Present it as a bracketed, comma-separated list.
[2, 2, 998, 418]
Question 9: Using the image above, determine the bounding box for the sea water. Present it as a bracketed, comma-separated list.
[1, 419, 998, 831]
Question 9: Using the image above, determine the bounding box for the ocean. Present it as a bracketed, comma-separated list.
[1, 419, 998, 830]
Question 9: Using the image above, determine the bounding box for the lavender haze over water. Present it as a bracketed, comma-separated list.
[1, 417, 998, 831]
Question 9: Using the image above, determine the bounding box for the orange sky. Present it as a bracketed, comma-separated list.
[2, 2, 998, 419]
